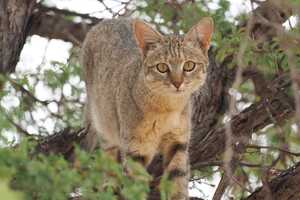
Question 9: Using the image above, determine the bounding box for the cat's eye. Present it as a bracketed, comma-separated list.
[183, 61, 196, 72]
[156, 63, 169, 73]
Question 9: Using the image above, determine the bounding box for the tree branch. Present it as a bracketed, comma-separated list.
[29, 4, 101, 45]
[245, 162, 300, 200]
[190, 74, 294, 169]
[36, 4, 100, 23]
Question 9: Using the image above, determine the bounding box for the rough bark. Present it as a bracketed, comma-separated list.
[0, 0, 36, 73]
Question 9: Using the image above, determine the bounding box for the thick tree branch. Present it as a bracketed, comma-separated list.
[29, 4, 101, 45]
[36, 4, 100, 23]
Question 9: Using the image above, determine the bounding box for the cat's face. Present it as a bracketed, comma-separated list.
[134, 17, 213, 96]
[143, 36, 208, 95]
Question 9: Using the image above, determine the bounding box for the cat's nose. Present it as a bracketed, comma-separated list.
[172, 80, 183, 89]
[170, 73, 183, 89]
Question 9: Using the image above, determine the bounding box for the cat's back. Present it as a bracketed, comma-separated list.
[81, 19, 143, 150]
[82, 18, 138, 57]
[82, 18, 141, 86]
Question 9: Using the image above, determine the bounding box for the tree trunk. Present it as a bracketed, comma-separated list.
[0, 0, 36, 73]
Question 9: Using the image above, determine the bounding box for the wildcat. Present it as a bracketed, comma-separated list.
[81, 17, 213, 200]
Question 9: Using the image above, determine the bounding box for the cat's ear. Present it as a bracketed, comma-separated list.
[184, 17, 214, 53]
[133, 20, 163, 56]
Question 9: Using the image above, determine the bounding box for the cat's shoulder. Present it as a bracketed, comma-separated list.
[83, 18, 141, 51]
[85, 18, 135, 39]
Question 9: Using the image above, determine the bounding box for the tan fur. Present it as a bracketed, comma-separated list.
[81, 18, 213, 200]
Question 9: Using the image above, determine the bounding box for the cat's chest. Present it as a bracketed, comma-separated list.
[134, 111, 183, 137]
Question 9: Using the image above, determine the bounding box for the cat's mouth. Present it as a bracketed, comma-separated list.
[171, 88, 185, 94]
[168, 83, 186, 94]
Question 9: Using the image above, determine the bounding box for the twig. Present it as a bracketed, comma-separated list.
[246, 144, 300, 157]
[3, 111, 39, 138]
[239, 162, 271, 168]
[97, 0, 115, 16]
[212, 174, 227, 200]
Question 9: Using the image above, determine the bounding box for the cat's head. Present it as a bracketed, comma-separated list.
[133, 18, 213, 96]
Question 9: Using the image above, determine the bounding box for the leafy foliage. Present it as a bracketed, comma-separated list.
[0, 140, 153, 200]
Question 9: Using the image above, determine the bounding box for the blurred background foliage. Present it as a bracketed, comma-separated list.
[1, 0, 300, 199]
[0, 139, 151, 200]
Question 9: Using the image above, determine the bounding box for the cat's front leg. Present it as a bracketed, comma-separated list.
[161, 130, 190, 200]
[126, 136, 159, 167]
